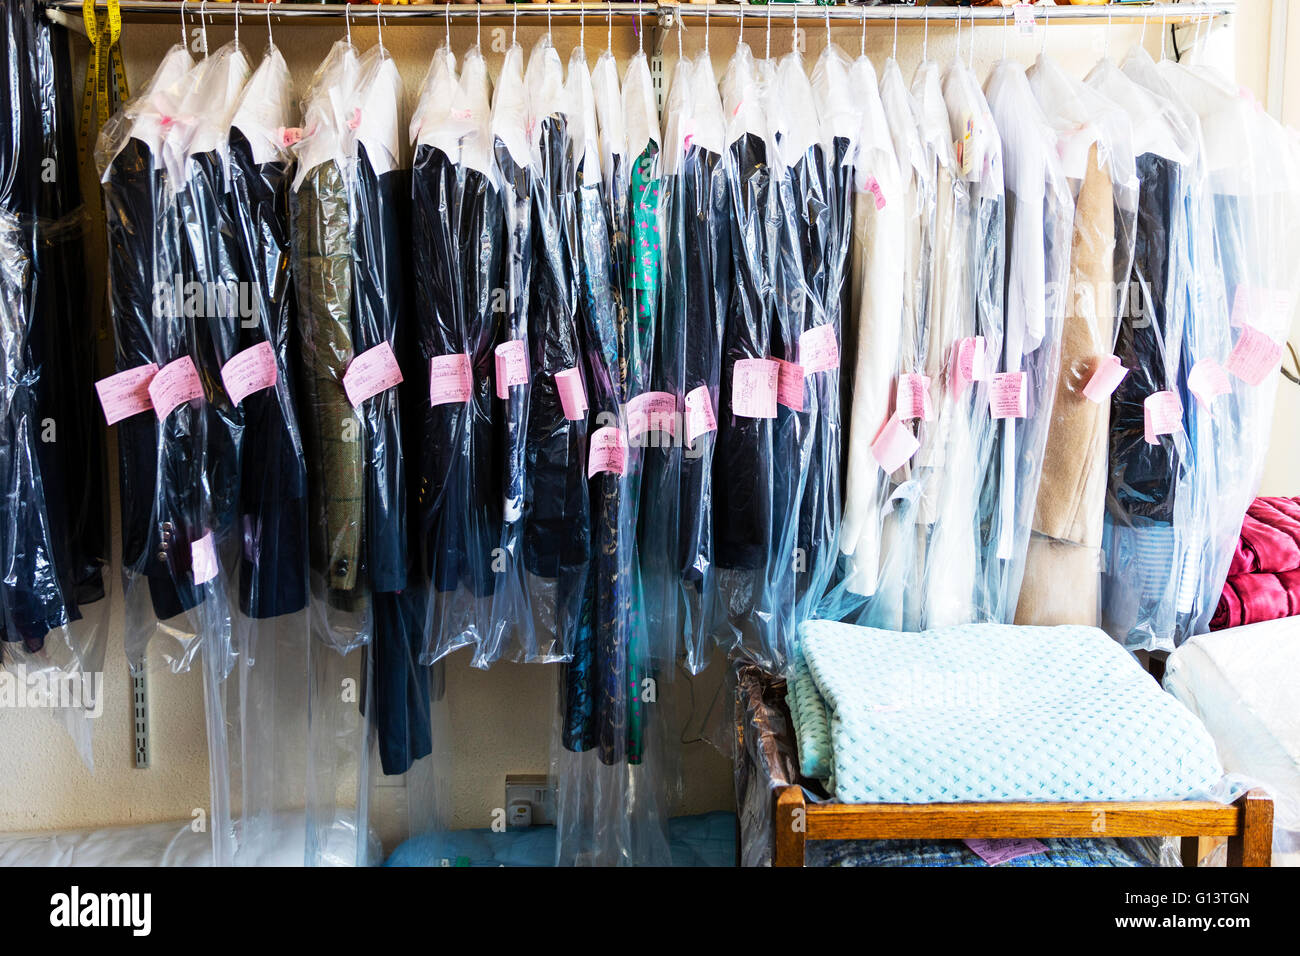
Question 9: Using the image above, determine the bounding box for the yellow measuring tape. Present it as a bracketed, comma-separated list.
[78, 0, 129, 166]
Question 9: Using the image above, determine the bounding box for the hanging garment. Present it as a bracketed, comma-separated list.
[225, 45, 309, 620]
[981, 59, 1075, 622]
[832, 52, 905, 610]
[1017, 54, 1139, 627]
[410, 44, 505, 664]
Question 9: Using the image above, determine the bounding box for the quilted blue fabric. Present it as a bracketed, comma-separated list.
[789, 620, 1225, 803]
[806, 837, 1163, 867]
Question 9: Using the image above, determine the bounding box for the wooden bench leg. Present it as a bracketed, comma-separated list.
[774, 785, 807, 867]
[1227, 788, 1273, 867]
[1180, 836, 1201, 868]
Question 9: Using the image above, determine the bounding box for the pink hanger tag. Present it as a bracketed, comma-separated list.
[989, 371, 1027, 420]
[221, 341, 278, 406]
[1143, 390, 1183, 445]
[732, 358, 779, 420]
[343, 342, 404, 408]
[191, 532, 218, 586]
[963, 839, 1048, 866]
[95, 363, 159, 425]
[278, 126, 303, 148]
[951, 336, 987, 394]
[1225, 324, 1284, 386]
[429, 354, 473, 407]
[684, 385, 718, 445]
[775, 359, 805, 412]
[494, 339, 530, 399]
[799, 324, 840, 375]
[555, 367, 588, 421]
[1014, 4, 1036, 36]
[587, 426, 628, 478]
[1188, 357, 1232, 408]
[627, 391, 677, 440]
[864, 176, 887, 210]
[1081, 355, 1128, 404]
[871, 414, 921, 474]
[148, 356, 205, 421]
[898, 373, 933, 422]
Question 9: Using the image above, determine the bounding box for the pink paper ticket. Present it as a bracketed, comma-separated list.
[989, 371, 1027, 420]
[191, 532, 218, 586]
[798, 324, 840, 375]
[343, 342, 404, 408]
[1081, 355, 1128, 403]
[732, 358, 779, 419]
[1144, 390, 1183, 445]
[1188, 357, 1231, 408]
[1225, 324, 1284, 386]
[684, 385, 717, 445]
[898, 373, 933, 422]
[627, 391, 677, 440]
[148, 356, 205, 421]
[429, 354, 473, 406]
[587, 426, 628, 478]
[963, 838, 1048, 866]
[221, 341, 278, 405]
[864, 176, 887, 211]
[95, 363, 158, 425]
[775, 359, 805, 412]
[555, 367, 588, 421]
[494, 339, 530, 399]
[871, 414, 920, 474]
[951, 336, 987, 395]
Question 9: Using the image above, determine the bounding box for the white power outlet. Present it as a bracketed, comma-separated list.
[505, 774, 556, 828]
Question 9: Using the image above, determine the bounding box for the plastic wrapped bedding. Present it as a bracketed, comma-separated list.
[1165, 617, 1300, 866]
[787, 619, 1225, 804]
[806, 837, 1165, 868]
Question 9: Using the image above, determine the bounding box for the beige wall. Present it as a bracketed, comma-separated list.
[2, 6, 1291, 852]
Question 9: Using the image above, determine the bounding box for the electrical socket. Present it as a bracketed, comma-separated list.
[505, 774, 556, 827]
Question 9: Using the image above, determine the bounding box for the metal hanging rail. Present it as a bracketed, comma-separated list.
[42, 1, 1236, 28]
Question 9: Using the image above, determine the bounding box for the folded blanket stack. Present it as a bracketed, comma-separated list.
[1212, 497, 1300, 631]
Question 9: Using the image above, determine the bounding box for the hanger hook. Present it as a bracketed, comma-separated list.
[637, 0, 643, 54]
[179, 0, 187, 48]
[345, 3, 352, 47]
[580, 4, 585, 50]
[738, 1, 744, 48]
[265, 0, 273, 48]
[607, 0, 612, 54]
[444, 4, 450, 50]
[792, 4, 798, 56]
[1040, 8, 1049, 58]
[199, 0, 209, 57]
[922, 6, 929, 63]
[824, 3, 830, 49]
[765, 2, 771, 61]
[1160, 14, 1167, 61]
[476, 1, 482, 50]
[232, 1, 238, 47]
[1003, 7, 1009, 61]
[704, 2, 710, 53]
[1140, 10, 1149, 52]
[547, 4, 553, 45]
[376, 2, 384, 51]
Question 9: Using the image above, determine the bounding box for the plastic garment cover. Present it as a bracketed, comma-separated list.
[639, 49, 730, 675]
[1147, 52, 1299, 647]
[97, 43, 235, 674]
[1016, 54, 1139, 628]
[553, 46, 671, 867]
[410, 45, 504, 666]
[820, 53, 906, 620]
[0, 4, 109, 765]
[979, 60, 1074, 622]
[1086, 50, 1208, 650]
[713, 43, 779, 665]
[908, 58, 976, 629]
[937, 54, 1007, 627]
[486, 38, 590, 666]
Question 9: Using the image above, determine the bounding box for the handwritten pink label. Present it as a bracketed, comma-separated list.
[148, 356, 205, 420]
[1014, 3, 1035, 35]
[989, 372, 1027, 419]
[95, 363, 158, 425]
[1230, 285, 1293, 336]
[1188, 357, 1231, 408]
[278, 126, 303, 148]
[627, 391, 677, 440]
[864, 176, 887, 210]
[775, 359, 805, 412]
[799, 324, 840, 375]
[732, 358, 779, 420]
[191, 532, 218, 586]
[684, 385, 717, 444]
[348, 107, 362, 131]
[587, 426, 628, 478]
[429, 354, 473, 407]
[1082, 355, 1128, 403]
[494, 339, 530, 399]
[951, 336, 987, 394]
[343, 342, 404, 408]
[871, 413, 920, 474]
[1225, 324, 1284, 386]
[555, 367, 588, 421]
[963, 838, 1048, 866]
[221, 341, 278, 405]
[898, 373, 933, 422]
[1144, 390, 1183, 444]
